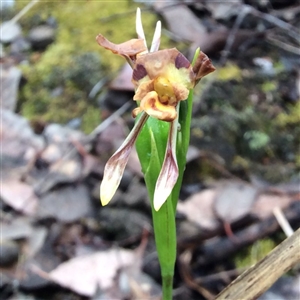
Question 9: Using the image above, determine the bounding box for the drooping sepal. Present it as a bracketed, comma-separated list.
[100, 113, 148, 206]
[153, 119, 179, 211]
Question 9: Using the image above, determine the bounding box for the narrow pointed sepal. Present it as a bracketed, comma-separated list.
[153, 120, 179, 211]
[100, 113, 149, 206]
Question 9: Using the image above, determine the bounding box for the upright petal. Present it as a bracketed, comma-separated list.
[150, 20, 161, 52]
[153, 119, 179, 211]
[136, 7, 148, 51]
[100, 113, 149, 205]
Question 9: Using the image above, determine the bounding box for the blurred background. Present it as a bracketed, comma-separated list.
[1, 0, 299, 299]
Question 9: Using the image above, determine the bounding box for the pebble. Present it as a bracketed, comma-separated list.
[28, 25, 55, 49]
[0, 21, 21, 43]
[0, 240, 20, 267]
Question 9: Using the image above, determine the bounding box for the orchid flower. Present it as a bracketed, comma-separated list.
[97, 8, 215, 211]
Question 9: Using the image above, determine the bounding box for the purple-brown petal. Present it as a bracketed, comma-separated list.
[175, 52, 191, 69]
[132, 64, 148, 82]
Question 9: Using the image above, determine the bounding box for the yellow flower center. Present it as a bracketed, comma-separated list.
[153, 76, 176, 105]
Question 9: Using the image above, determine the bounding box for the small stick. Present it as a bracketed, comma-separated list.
[273, 206, 294, 237]
[10, 0, 40, 24]
[215, 227, 300, 300]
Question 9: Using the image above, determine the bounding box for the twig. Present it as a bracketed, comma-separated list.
[251, 7, 300, 42]
[10, 0, 40, 24]
[215, 227, 300, 300]
[87, 100, 132, 141]
[220, 5, 251, 65]
[195, 268, 247, 285]
[178, 250, 215, 300]
[220, 4, 300, 65]
[273, 206, 294, 237]
[32, 100, 132, 196]
[266, 34, 300, 55]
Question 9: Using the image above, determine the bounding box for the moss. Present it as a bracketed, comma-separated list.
[17, 0, 169, 131]
[216, 63, 242, 82]
[261, 81, 277, 93]
[81, 106, 101, 134]
[235, 238, 276, 269]
[275, 102, 300, 127]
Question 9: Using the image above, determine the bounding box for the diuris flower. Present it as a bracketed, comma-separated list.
[97, 8, 215, 210]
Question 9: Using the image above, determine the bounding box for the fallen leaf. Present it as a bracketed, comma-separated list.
[214, 181, 258, 224]
[37, 185, 92, 222]
[109, 63, 134, 91]
[49, 248, 135, 296]
[154, 4, 206, 42]
[0, 179, 38, 215]
[252, 192, 293, 220]
[177, 189, 219, 230]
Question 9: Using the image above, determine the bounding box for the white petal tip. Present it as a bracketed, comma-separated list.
[153, 190, 171, 211]
[100, 186, 113, 206]
[100, 178, 119, 206]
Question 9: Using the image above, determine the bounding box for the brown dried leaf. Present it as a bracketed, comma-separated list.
[109, 63, 134, 91]
[154, 4, 206, 43]
[0, 179, 38, 215]
[214, 181, 258, 223]
[252, 192, 293, 220]
[49, 248, 135, 296]
[177, 189, 219, 230]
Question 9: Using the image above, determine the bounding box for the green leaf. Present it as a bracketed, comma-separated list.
[136, 118, 176, 299]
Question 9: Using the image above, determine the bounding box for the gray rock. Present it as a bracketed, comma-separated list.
[0, 239, 20, 267]
[37, 185, 92, 222]
[28, 25, 55, 49]
[0, 64, 22, 111]
[0, 43, 5, 58]
[0, 0, 15, 10]
[0, 21, 21, 43]
[98, 207, 151, 241]
[0, 110, 45, 179]
[10, 36, 31, 54]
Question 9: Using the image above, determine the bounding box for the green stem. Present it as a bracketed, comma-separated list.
[152, 197, 176, 300]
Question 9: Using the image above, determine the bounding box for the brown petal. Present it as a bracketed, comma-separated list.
[133, 80, 154, 100]
[132, 48, 194, 85]
[172, 82, 190, 102]
[140, 91, 177, 122]
[96, 34, 147, 64]
[193, 51, 216, 82]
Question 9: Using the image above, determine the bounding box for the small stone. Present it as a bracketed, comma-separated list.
[0, 21, 21, 43]
[37, 185, 92, 222]
[0, 43, 5, 58]
[0, 65, 22, 111]
[0, 239, 20, 267]
[10, 36, 31, 54]
[28, 25, 55, 49]
[0, 0, 15, 10]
